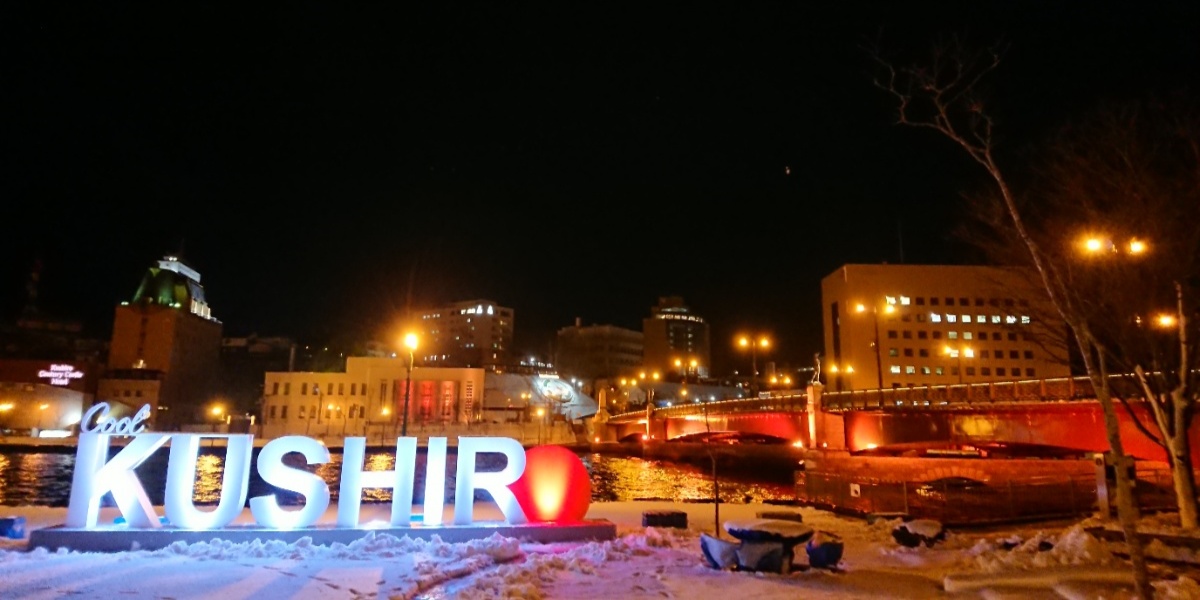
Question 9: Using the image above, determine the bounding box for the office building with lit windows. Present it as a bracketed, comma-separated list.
[821, 264, 1069, 391]
[412, 299, 514, 372]
[641, 296, 711, 380]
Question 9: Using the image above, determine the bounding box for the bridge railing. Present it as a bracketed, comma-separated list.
[605, 372, 1159, 421]
[651, 392, 809, 419]
[818, 374, 1132, 411]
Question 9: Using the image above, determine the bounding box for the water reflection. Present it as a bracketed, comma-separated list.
[582, 454, 793, 504]
[0, 453, 75, 506]
[0, 448, 796, 507]
[192, 454, 226, 500]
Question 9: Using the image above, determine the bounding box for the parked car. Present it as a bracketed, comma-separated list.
[914, 477, 989, 500]
[667, 431, 791, 445]
[616, 432, 651, 443]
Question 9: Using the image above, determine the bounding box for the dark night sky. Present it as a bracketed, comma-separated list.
[2, 2, 1197, 373]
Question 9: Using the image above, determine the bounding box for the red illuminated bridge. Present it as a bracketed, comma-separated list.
[601, 375, 1200, 463]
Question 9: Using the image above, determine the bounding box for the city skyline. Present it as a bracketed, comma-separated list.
[3, 2, 1197, 373]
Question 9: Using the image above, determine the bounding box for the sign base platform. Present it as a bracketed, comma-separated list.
[29, 519, 618, 553]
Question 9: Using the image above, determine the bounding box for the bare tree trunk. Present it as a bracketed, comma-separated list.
[1133, 280, 1199, 529]
[1168, 421, 1199, 529]
[1084, 335, 1151, 598]
[871, 43, 1156, 595]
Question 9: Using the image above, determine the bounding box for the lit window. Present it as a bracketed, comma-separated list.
[962, 315, 972, 323]
[935, 366, 945, 375]
[890, 365, 901, 374]
[947, 314, 957, 323]
[963, 332, 973, 340]
[900, 296, 911, 305]
[886, 296, 897, 305]
[921, 366, 931, 375]
[991, 315, 1002, 324]
[905, 366, 916, 374]
[964, 348, 975, 358]
[946, 348, 960, 358]
[1006, 315, 1017, 324]
[948, 331, 958, 340]
[930, 313, 942, 323]
[977, 315, 987, 323]
[1021, 316, 1031, 324]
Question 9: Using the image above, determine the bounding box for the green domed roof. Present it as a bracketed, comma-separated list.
[128, 255, 215, 320]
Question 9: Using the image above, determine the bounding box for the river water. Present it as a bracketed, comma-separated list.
[0, 446, 797, 507]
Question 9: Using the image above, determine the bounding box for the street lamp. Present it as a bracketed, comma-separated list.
[638, 370, 660, 408]
[737, 334, 771, 397]
[401, 333, 418, 437]
[0, 402, 13, 432]
[37, 403, 49, 433]
[854, 302, 894, 390]
[536, 407, 545, 445]
[943, 345, 974, 384]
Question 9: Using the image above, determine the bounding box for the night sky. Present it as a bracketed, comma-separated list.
[3, 2, 1197, 373]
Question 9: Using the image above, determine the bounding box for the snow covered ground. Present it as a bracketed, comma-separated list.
[1, 501, 1198, 599]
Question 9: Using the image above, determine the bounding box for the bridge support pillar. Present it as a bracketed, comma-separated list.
[807, 383, 846, 450]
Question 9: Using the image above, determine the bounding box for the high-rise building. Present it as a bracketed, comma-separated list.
[820, 263, 1070, 391]
[641, 296, 711, 381]
[101, 254, 223, 428]
[555, 319, 643, 382]
[412, 299, 513, 372]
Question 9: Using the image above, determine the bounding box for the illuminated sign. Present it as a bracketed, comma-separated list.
[65, 403, 589, 532]
[37, 364, 84, 386]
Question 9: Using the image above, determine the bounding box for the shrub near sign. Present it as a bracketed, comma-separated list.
[64, 403, 591, 533]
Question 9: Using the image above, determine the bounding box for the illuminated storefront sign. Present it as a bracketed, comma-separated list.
[65, 403, 590, 532]
[37, 364, 84, 386]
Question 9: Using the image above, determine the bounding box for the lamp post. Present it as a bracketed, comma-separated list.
[944, 345, 974, 384]
[737, 334, 771, 397]
[37, 402, 49, 434]
[0, 402, 13, 434]
[210, 404, 224, 432]
[536, 407, 545, 445]
[854, 302, 893, 390]
[401, 333, 418, 437]
[314, 384, 324, 436]
[639, 370, 659, 408]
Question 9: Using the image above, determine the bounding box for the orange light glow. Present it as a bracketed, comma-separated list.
[507, 445, 591, 523]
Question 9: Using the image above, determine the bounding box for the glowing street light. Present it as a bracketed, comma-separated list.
[737, 334, 771, 397]
[401, 333, 419, 437]
[1155, 314, 1178, 328]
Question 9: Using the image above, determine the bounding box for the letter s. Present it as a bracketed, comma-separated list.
[249, 436, 331, 529]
